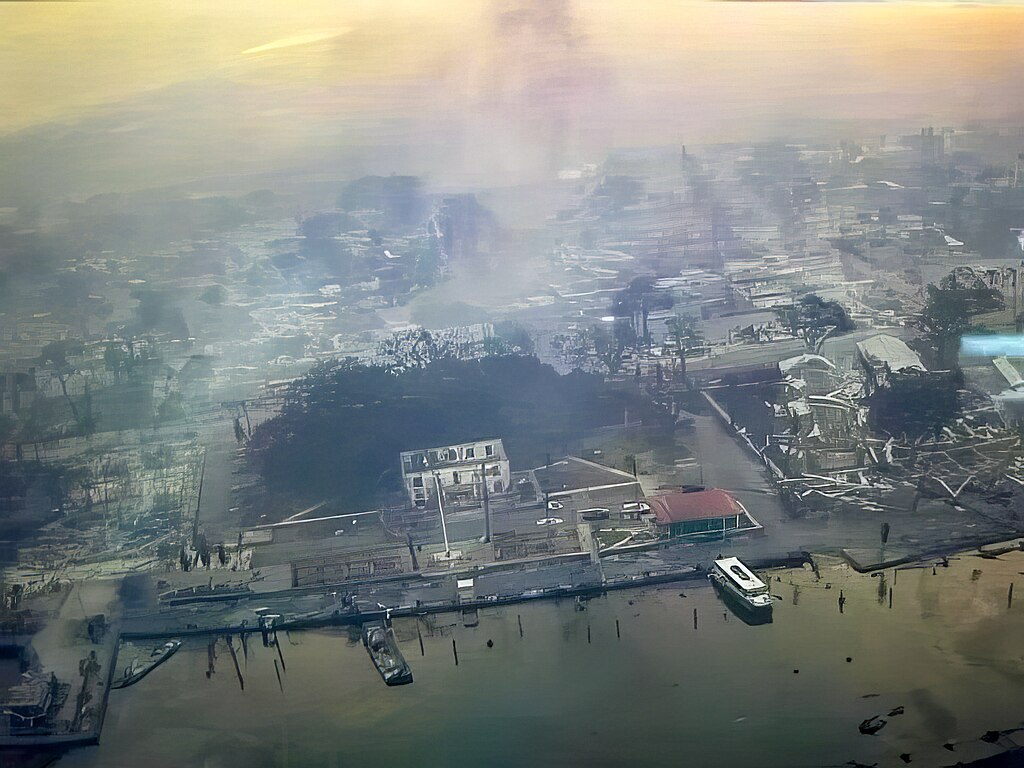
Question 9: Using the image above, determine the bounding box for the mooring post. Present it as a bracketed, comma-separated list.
[226, 635, 244, 691]
[417, 622, 425, 656]
[693, 608, 698, 630]
[889, 587, 893, 610]
[587, 624, 591, 644]
[616, 618, 621, 639]
[1009, 582, 1014, 610]
[274, 631, 286, 673]
[517, 614, 523, 638]
[274, 659, 284, 692]
[452, 638, 459, 666]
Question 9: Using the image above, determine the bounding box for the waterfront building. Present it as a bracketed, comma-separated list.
[400, 439, 510, 508]
[648, 488, 760, 538]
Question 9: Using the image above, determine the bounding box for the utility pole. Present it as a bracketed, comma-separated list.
[480, 462, 491, 544]
[192, 452, 206, 541]
[434, 472, 451, 557]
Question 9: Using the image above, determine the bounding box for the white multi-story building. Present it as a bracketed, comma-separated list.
[400, 438, 510, 508]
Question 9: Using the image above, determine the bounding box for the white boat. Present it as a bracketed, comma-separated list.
[708, 557, 773, 619]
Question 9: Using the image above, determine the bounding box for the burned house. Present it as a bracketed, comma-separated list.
[0, 366, 36, 415]
[856, 334, 926, 395]
[779, 353, 840, 396]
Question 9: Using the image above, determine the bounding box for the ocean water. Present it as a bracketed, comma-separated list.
[62, 552, 1024, 768]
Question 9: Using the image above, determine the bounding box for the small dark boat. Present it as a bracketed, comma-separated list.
[362, 621, 413, 686]
[859, 716, 887, 735]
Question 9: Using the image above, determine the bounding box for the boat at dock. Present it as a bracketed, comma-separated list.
[111, 641, 181, 689]
[708, 557, 773, 622]
[361, 621, 413, 686]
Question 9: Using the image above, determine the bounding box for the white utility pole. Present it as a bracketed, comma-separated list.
[434, 472, 451, 556]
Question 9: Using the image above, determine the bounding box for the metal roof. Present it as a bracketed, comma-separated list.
[649, 488, 743, 524]
[856, 334, 926, 373]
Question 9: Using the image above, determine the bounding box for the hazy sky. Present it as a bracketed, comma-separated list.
[2, 0, 1023, 188]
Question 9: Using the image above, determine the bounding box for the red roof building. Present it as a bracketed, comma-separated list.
[648, 488, 753, 538]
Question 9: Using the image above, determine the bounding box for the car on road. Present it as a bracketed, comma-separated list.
[535, 517, 564, 526]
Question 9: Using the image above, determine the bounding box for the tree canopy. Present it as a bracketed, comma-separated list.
[250, 355, 668, 509]
[775, 294, 855, 352]
[919, 274, 1004, 368]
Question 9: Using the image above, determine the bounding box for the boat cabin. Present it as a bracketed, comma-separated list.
[713, 557, 768, 595]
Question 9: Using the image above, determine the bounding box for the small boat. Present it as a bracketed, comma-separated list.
[111, 641, 181, 689]
[708, 557, 773, 621]
[362, 621, 413, 686]
[859, 715, 887, 735]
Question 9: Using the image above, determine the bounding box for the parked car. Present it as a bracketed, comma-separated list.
[547, 500, 564, 510]
[535, 517, 564, 526]
[622, 501, 651, 514]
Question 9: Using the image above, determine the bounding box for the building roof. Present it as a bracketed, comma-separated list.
[649, 488, 744, 525]
[400, 439, 506, 474]
[533, 456, 639, 496]
[779, 353, 836, 375]
[856, 334, 926, 373]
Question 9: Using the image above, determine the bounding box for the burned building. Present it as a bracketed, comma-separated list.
[856, 334, 926, 395]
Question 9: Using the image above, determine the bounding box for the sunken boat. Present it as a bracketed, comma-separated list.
[362, 621, 413, 686]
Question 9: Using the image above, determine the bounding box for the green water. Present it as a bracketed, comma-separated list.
[62, 553, 1024, 768]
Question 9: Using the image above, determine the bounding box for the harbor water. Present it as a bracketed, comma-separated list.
[62, 551, 1024, 768]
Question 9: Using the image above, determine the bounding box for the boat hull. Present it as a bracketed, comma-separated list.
[362, 623, 414, 686]
[709, 572, 773, 624]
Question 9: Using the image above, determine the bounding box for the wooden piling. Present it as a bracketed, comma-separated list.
[616, 619, 620, 639]
[1009, 582, 1014, 610]
[274, 632, 286, 673]
[517, 614, 523, 638]
[889, 587, 893, 610]
[587, 624, 591, 644]
[274, 659, 284, 692]
[226, 635, 244, 691]
[693, 608, 698, 630]
[452, 638, 459, 666]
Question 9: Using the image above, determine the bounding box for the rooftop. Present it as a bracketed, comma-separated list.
[533, 456, 639, 496]
[856, 334, 926, 373]
[649, 488, 744, 525]
[400, 439, 506, 473]
[779, 353, 836, 375]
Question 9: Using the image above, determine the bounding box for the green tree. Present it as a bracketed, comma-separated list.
[919, 275, 1003, 368]
[775, 294, 855, 353]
